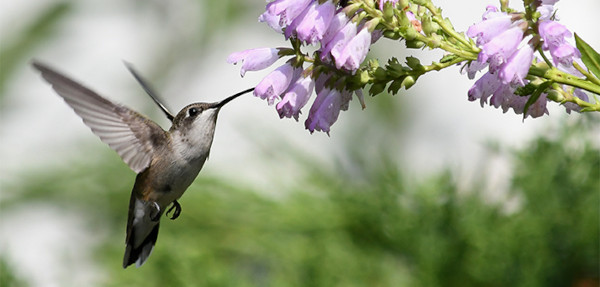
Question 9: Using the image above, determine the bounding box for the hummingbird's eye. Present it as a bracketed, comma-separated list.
[188, 107, 199, 117]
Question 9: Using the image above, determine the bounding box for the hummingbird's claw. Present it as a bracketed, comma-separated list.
[149, 202, 161, 222]
[166, 200, 182, 220]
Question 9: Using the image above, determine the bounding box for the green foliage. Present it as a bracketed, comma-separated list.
[575, 33, 600, 80]
[4, 118, 598, 286]
[0, 257, 27, 287]
[0, 2, 71, 102]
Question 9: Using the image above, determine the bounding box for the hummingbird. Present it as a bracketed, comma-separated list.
[32, 60, 253, 268]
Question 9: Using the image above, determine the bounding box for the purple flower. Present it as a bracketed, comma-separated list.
[461, 60, 488, 80]
[537, 0, 559, 21]
[525, 93, 549, 118]
[478, 24, 525, 73]
[288, 0, 336, 44]
[339, 89, 353, 111]
[482, 5, 499, 20]
[498, 43, 534, 86]
[321, 12, 349, 47]
[538, 20, 571, 49]
[549, 43, 581, 66]
[378, 0, 399, 11]
[467, 13, 513, 46]
[538, 20, 580, 66]
[500, 93, 527, 115]
[253, 62, 300, 105]
[227, 48, 281, 77]
[276, 75, 315, 120]
[335, 26, 372, 71]
[305, 87, 343, 134]
[468, 71, 502, 107]
[259, 10, 284, 32]
[490, 84, 517, 109]
[490, 86, 548, 118]
[265, 0, 313, 27]
[321, 20, 357, 61]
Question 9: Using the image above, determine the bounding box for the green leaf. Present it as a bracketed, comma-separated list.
[440, 54, 459, 64]
[575, 33, 600, 80]
[523, 80, 553, 117]
[405, 56, 423, 71]
[514, 82, 537, 96]
[388, 79, 404, 94]
[369, 83, 386, 96]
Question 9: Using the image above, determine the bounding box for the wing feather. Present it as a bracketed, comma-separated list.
[33, 61, 168, 173]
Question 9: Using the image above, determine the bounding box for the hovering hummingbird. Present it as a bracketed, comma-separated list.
[32, 60, 253, 268]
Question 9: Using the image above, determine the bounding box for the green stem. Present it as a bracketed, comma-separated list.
[529, 66, 600, 95]
[421, 56, 467, 72]
[413, 33, 478, 60]
[573, 61, 600, 86]
[424, 2, 474, 50]
[537, 48, 553, 67]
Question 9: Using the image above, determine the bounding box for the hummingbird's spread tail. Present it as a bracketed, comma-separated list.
[123, 194, 162, 268]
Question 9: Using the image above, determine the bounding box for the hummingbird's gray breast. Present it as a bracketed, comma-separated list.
[146, 132, 212, 208]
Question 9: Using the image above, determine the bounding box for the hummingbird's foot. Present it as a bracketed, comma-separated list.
[149, 202, 161, 222]
[166, 200, 181, 220]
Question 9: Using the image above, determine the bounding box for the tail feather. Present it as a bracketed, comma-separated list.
[123, 222, 160, 268]
[123, 190, 162, 269]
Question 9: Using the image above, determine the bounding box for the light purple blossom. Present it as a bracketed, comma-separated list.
[259, 10, 283, 32]
[305, 88, 344, 134]
[265, 0, 313, 27]
[525, 93, 549, 118]
[538, 20, 571, 49]
[253, 62, 300, 105]
[290, 0, 336, 44]
[478, 24, 525, 73]
[227, 48, 281, 77]
[498, 43, 534, 86]
[537, 0, 560, 21]
[538, 20, 580, 67]
[489, 84, 516, 109]
[549, 43, 581, 66]
[378, 0, 399, 11]
[482, 5, 499, 20]
[320, 10, 349, 46]
[276, 75, 315, 120]
[322, 20, 357, 61]
[461, 60, 488, 80]
[284, 1, 313, 39]
[335, 26, 372, 71]
[467, 13, 514, 46]
[468, 71, 502, 107]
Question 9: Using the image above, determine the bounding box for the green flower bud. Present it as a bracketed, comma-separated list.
[546, 89, 565, 102]
[401, 75, 416, 89]
[421, 16, 440, 36]
[405, 39, 425, 49]
[383, 2, 395, 22]
[383, 29, 401, 40]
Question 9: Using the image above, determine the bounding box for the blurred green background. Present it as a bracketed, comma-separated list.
[1, 0, 599, 286]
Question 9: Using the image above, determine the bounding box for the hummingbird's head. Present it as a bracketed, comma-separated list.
[169, 88, 254, 145]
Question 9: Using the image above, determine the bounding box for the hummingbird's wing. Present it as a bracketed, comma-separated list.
[123, 62, 175, 122]
[33, 61, 168, 173]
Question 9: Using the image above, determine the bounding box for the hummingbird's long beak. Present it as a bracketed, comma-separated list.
[215, 87, 254, 109]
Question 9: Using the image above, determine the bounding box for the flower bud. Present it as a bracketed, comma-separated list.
[546, 89, 565, 102]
